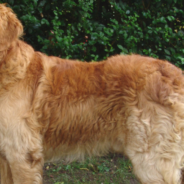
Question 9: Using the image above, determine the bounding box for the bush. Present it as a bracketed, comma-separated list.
[1, 0, 184, 67]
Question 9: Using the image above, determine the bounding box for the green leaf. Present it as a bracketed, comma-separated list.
[117, 45, 124, 50]
[126, 10, 130, 14]
[160, 17, 166, 23]
[167, 16, 175, 21]
[165, 56, 171, 61]
[33, 0, 38, 6]
[177, 56, 184, 64]
[41, 18, 49, 25]
[164, 49, 171, 55]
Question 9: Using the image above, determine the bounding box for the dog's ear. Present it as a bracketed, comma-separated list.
[0, 4, 23, 51]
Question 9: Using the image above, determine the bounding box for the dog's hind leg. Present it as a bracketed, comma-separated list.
[0, 157, 13, 184]
[123, 106, 183, 184]
[129, 152, 182, 184]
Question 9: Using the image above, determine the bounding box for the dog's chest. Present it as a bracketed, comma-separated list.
[0, 88, 30, 128]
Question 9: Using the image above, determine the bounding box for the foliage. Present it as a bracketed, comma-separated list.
[0, 0, 184, 66]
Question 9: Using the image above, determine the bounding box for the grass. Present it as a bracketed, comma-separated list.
[43, 154, 140, 184]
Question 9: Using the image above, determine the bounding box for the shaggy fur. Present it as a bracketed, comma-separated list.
[0, 4, 184, 184]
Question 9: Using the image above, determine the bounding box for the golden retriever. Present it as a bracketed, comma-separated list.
[0, 3, 184, 184]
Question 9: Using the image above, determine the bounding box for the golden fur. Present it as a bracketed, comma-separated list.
[0, 4, 184, 184]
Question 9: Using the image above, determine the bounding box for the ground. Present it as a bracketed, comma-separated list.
[43, 154, 140, 184]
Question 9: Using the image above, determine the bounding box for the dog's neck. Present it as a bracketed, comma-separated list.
[0, 40, 34, 86]
[0, 48, 9, 65]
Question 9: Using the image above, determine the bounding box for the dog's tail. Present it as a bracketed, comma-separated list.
[0, 4, 23, 51]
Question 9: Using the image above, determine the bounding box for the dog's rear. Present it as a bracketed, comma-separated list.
[1, 4, 184, 184]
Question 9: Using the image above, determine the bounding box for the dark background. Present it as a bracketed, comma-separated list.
[1, 0, 184, 67]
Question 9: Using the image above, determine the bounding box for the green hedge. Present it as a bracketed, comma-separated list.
[1, 0, 184, 67]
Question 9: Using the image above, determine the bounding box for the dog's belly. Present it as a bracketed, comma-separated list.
[42, 117, 125, 163]
[43, 139, 115, 163]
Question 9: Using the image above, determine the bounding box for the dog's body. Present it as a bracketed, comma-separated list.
[1, 4, 184, 184]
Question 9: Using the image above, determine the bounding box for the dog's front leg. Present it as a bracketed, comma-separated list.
[6, 137, 44, 184]
[0, 117, 44, 184]
[9, 155, 44, 184]
[0, 156, 13, 184]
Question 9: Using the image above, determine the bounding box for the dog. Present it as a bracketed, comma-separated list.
[0, 4, 184, 184]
